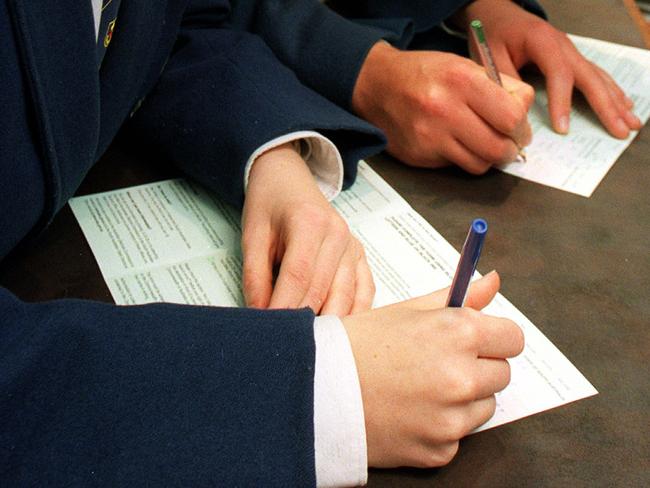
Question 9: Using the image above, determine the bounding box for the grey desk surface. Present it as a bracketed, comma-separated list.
[1, 1, 648, 486]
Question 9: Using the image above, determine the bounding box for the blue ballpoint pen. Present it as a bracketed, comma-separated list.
[446, 218, 488, 307]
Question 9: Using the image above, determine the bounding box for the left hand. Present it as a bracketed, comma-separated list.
[241, 142, 375, 315]
[455, 0, 642, 138]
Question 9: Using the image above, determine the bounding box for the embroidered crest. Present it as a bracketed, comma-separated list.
[103, 19, 116, 48]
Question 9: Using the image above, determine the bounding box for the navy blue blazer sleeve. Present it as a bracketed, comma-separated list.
[228, 0, 414, 109]
[0, 287, 319, 485]
[228, 0, 545, 108]
[328, 0, 545, 32]
[129, 8, 386, 207]
[329, 0, 546, 53]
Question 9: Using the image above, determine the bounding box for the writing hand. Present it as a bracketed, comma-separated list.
[343, 271, 524, 467]
[457, 0, 642, 137]
[352, 42, 534, 172]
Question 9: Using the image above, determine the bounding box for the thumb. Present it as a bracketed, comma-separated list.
[502, 75, 535, 111]
[463, 270, 500, 310]
[383, 270, 501, 312]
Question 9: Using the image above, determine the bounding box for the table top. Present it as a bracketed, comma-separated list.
[1, 1, 648, 486]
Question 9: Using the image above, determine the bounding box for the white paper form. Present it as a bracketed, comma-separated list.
[69, 179, 245, 306]
[70, 161, 597, 432]
[499, 35, 650, 197]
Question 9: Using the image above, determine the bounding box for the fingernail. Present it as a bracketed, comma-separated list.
[615, 117, 629, 136]
[625, 96, 635, 108]
[506, 146, 519, 163]
[555, 115, 570, 134]
[629, 112, 642, 128]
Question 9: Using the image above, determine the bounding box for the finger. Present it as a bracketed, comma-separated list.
[241, 223, 274, 308]
[545, 68, 574, 135]
[473, 358, 512, 398]
[454, 109, 521, 164]
[586, 64, 642, 132]
[269, 229, 330, 310]
[572, 59, 632, 138]
[297, 228, 352, 313]
[466, 395, 497, 433]
[350, 243, 376, 313]
[430, 397, 497, 444]
[440, 135, 495, 174]
[463, 270, 500, 310]
[592, 64, 633, 109]
[387, 270, 500, 312]
[476, 315, 525, 359]
[525, 37, 575, 134]
[491, 44, 521, 80]
[320, 243, 359, 316]
[408, 441, 460, 468]
[467, 76, 533, 147]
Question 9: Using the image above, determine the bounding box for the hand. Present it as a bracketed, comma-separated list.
[352, 41, 535, 173]
[241, 143, 375, 315]
[455, 0, 642, 137]
[342, 271, 524, 468]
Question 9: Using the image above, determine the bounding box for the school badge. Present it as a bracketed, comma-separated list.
[103, 19, 116, 48]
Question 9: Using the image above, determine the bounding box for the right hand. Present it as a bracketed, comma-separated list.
[342, 271, 524, 468]
[352, 42, 535, 173]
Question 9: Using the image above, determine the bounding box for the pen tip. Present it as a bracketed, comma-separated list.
[516, 149, 527, 163]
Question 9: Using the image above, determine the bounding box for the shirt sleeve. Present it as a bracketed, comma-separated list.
[313, 315, 368, 487]
[244, 131, 345, 201]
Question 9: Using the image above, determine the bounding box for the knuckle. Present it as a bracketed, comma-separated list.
[522, 84, 536, 107]
[284, 262, 312, 291]
[439, 414, 470, 443]
[465, 161, 492, 176]
[454, 311, 481, 346]
[445, 63, 472, 88]
[537, 21, 560, 41]
[485, 139, 515, 163]
[501, 106, 526, 135]
[411, 118, 435, 148]
[448, 370, 478, 402]
[328, 214, 350, 240]
[421, 89, 451, 120]
[338, 287, 357, 309]
[553, 62, 574, 85]
[304, 286, 328, 309]
[292, 202, 328, 229]
[437, 442, 460, 466]
[414, 443, 459, 468]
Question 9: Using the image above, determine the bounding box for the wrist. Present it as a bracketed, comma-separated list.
[351, 41, 401, 120]
[249, 143, 307, 185]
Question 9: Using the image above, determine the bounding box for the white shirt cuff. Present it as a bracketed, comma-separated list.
[244, 131, 344, 201]
[313, 315, 368, 488]
[440, 19, 468, 40]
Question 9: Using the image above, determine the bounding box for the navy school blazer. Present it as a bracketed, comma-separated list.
[0, 0, 385, 485]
